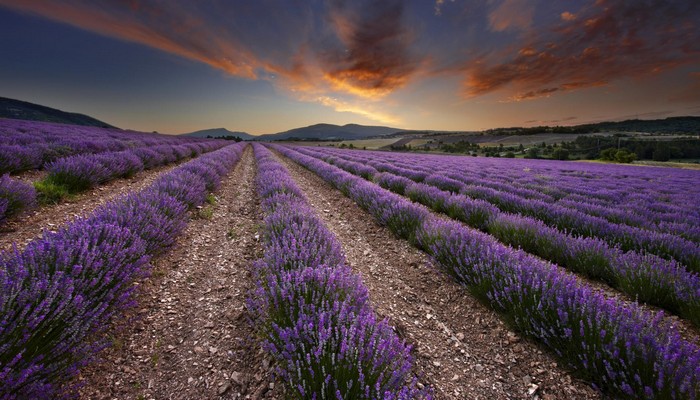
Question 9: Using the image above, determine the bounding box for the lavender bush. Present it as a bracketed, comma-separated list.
[251, 144, 428, 399]
[44, 154, 111, 191]
[0, 174, 37, 222]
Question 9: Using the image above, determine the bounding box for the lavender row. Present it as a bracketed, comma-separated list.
[310, 147, 700, 242]
[288, 147, 700, 325]
[0, 143, 245, 399]
[0, 175, 36, 224]
[352, 148, 700, 224]
[250, 144, 426, 399]
[307, 147, 700, 243]
[41, 141, 226, 193]
[306, 147, 699, 237]
[0, 141, 227, 223]
[0, 119, 224, 174]
[273, 144, 700, 400]
[296, 147, 700, 271]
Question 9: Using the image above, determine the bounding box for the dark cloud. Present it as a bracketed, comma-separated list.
[464, 0, 700, 98]
[322, 0, 419, 97]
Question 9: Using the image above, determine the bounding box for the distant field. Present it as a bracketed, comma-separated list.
[284, 132, 698, 153]
[286, 138, 401, 149]
[404, 131, 697, 148]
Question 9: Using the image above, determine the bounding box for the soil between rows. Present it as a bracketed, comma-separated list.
[273, 150, 599, 400]
[78, 147, 279, 399]
[0, 161, 186, 253]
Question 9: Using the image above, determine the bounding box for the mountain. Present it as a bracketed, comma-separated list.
[257, 123, 405, 141]
[182, 127, 255, 140]
[0, 97, 115, 128]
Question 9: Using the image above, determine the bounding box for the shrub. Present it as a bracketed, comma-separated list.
[0, 174, 37, 219]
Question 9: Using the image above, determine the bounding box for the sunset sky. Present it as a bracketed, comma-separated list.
[1, 0, 699, 135]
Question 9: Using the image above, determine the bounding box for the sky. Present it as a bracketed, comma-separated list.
[0, 0, 699, 136]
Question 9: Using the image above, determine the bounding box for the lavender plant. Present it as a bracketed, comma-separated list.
[250, 144, 428, 399]
[0, 174, 37, 221]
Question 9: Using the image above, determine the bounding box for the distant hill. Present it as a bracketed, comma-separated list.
[583, 117, 700, 134]
[257, 123, 405, 141]
[182, 127, 255, 140]
[484, 116, 700, 136]
[0, 97, 115, 128]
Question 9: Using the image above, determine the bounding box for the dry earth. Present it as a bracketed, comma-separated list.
[79, 147, 281, 399]
[274, 151, 600, 400]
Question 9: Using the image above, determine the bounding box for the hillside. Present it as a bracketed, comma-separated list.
[257, 123, 405, 141]
[0, 97, 114, 128]
[182, 127, 255, 140]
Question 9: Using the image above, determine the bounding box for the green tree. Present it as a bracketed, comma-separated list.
[524, 148, 540, 159]
[552, 148, 569, 160]
[615, 149, 636, 163]
[600, 148, 617, 161]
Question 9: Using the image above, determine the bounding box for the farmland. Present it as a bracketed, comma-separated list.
[1, 120, 699, 399]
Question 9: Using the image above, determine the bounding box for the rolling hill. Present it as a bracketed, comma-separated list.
[0, 97, 115, 128]
[182, 127, 255, 140]
[256, 123, 405, 141]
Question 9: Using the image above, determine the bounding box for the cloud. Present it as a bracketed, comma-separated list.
[0, 1, 268, 78]
[0, 0, 419, 121]
[488, 0, 535, 32]
[322, 0, 420, 98]
[506, 87, 559, 102]
[316, 96, 400, 125]
[560, 11, 576, 21]
[466, 0, 700, 98]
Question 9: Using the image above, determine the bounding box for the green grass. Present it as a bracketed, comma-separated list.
[33, 179, 71, 204]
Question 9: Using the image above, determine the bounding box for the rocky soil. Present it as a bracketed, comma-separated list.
[78, 147, 281, 399]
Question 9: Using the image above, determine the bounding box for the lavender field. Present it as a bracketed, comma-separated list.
[1, 123, 699, 399]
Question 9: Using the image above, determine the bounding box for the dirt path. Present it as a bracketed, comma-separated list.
[0, 161, 184, 253]
[78, 147, 275, 399]
[275, 152, 599, 400]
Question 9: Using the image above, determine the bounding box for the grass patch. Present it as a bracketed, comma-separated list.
[198, 206, 214, 220]
[33, 179, 71, 204]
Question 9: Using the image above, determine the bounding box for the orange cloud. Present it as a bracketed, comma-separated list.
[0, 1, 262, 79]
[507, 87, 559, 102]
[316, 96, 400, 125]
[560, 11, 576, 21]
[323, 0, 419, 99]
[465, 0, 700, 99]
[0, 0, 420, 121]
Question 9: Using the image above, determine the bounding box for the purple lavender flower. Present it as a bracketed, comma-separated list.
[0, 174, 37, 220]
[250, 144, 428, 399]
